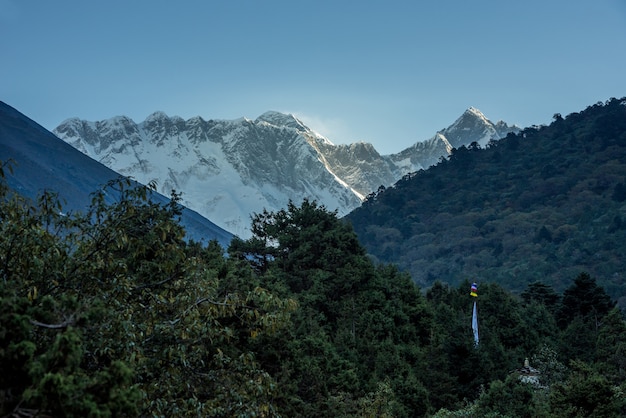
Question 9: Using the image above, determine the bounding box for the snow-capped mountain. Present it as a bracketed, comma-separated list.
[54, 108, 518, 238]
[55, 111, 363, 237]
[388, 107, 520, 173]
[439, 106, 515, 149]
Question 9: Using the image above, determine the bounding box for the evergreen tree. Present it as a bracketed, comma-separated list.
[595, 308, 626, 384]
[557, 272, 614, 329]
[521, 281, 561, 315]
[232, 199, 433, 416]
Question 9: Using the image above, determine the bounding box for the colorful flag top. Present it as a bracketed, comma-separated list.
[470, 282, 478, 297]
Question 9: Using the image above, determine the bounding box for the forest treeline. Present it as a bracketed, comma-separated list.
[347, 97, 626, 306]
[1, 165, 624, 417]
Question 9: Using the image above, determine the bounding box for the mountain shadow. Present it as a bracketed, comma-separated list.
[0, 101, 233, 246]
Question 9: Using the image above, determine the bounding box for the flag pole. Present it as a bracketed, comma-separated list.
[470, 282, 479, 347]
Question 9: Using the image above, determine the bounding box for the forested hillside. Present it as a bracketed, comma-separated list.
[1, 162, 624, 417]
[347, 98, 626, 306]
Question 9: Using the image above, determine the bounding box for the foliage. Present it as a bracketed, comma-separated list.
[475, 376, 542, 418]
[521, 281, 561, 314]
[549, 360, 626, 417]
[0, 170, 296, 417]
[1, 157, 626, 416]
[557, 272, 614, 328]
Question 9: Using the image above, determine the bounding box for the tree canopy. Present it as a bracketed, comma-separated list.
[1, 161, 625, 416]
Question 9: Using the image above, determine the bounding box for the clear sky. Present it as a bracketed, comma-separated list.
[2, 0, 625, 154]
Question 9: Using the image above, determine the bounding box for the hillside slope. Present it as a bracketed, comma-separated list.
[347, 98, 626, 304]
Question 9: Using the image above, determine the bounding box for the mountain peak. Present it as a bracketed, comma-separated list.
[255, 111, 308, 131]
[462, 106, 489, 123]
[145, 111, 170, 122]
[438, 107, 518, 148]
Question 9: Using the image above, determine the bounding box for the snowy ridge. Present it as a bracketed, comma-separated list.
[54, 108, 519, 238]
[438, 107, 519, 148]
[55, 112, 363, 238]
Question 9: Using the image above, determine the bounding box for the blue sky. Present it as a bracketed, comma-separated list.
[2, 0, 625, 154]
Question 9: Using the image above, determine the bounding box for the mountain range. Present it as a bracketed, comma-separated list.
[4, 96, 624, 303]
[0, 101, 233, 247]
[53, 107, 519, 237]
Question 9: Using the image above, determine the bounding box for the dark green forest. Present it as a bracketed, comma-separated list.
[347, 97, 626, 308]
[1, 161, 625, 416]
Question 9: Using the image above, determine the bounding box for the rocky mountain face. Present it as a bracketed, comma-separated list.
[54, 108, 518, 237]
